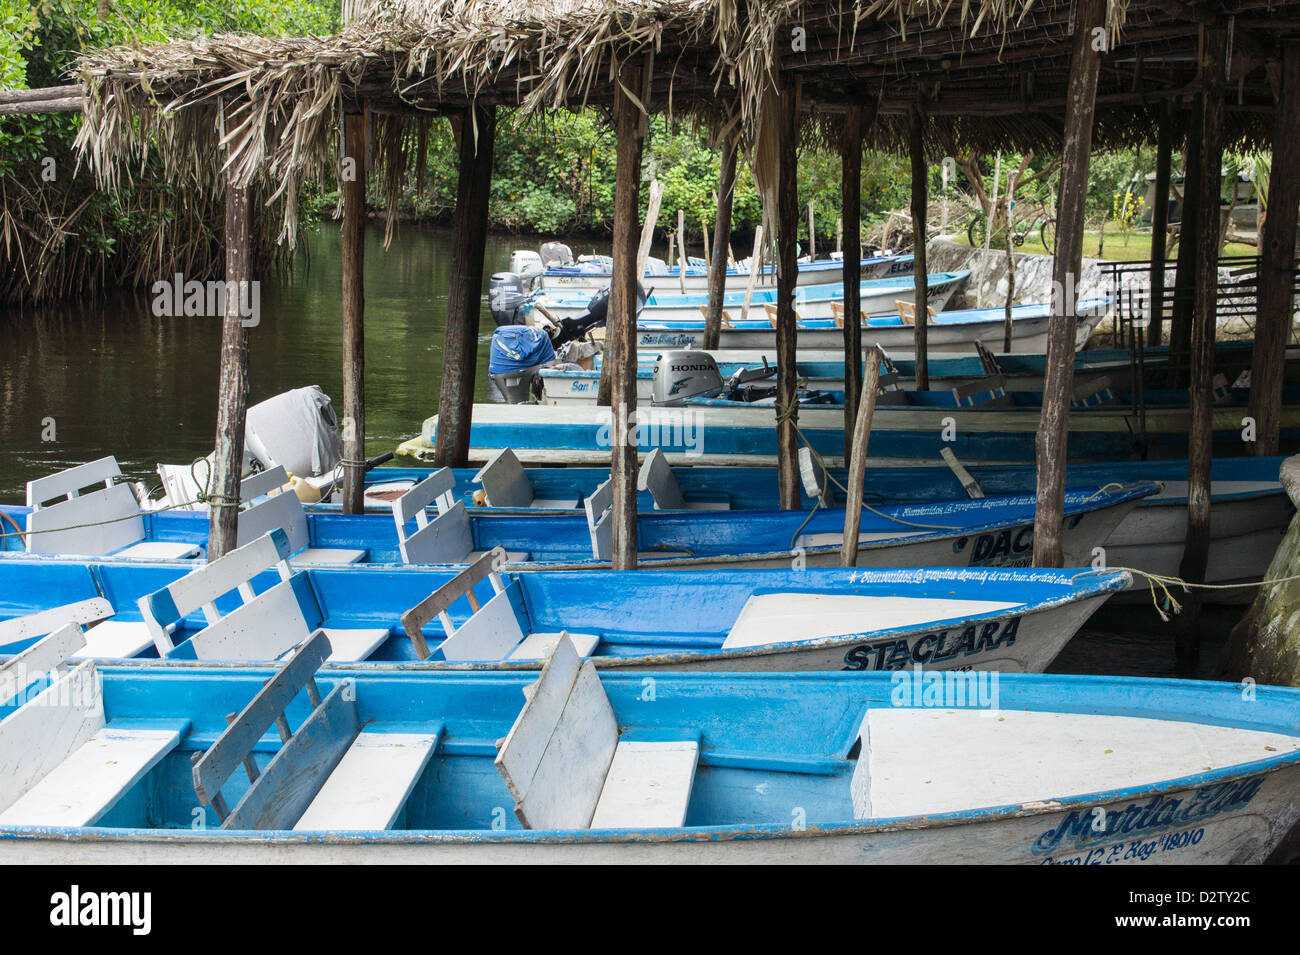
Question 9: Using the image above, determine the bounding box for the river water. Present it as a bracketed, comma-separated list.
[0, 222, 612, 500]
[0, 220, 1236, 677]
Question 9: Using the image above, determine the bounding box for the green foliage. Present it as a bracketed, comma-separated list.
[1, 0, 341, 304]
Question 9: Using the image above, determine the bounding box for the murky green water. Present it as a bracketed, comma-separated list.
[0, 222, 609, 500]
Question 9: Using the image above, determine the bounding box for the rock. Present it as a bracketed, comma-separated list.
[1219, 455, 1300, 686]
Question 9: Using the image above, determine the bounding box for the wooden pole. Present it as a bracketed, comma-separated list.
[776, 84, 801, 509]
[841, 103, 865, 454]
[1031, 0, 1104, 568]
[635, 179, 663, 282]
[741, 224, 764, 320]
[340, 112, 367, 514]
[608, 61, 647, 569]
[1148, 103, 1174, 347]
[1250, 41, 1300, 457]
[704, 134, 738, 350]
[841, 348, 883, 567]
[208, 184, 252, 559]
[1177, 25, 1228, 675]
[434, 104, 497, 468]
[909, 104, 930, 389]
[807, 200, 816, 260]
[677, 208, 687, 294]
[1169, 98, 1203, 388]
[1003, 167, 1018, 352]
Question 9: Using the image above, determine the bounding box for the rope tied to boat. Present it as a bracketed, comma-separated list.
[774, 401, 963, 545]
[1073, 565, 1300, 622]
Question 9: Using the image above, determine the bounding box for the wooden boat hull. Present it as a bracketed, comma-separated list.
[533, 271, 969, 327]
[400, 402, 1300, 467]
[629, 298, 1106, 352]
[0, 561, 1128, 671]
[0, 667, 1295, 863]
[0, 485, 1152, 573]
[538, 253, 915, 291]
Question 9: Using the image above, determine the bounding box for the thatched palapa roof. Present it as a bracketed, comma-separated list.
[73, 0, 1300, 238]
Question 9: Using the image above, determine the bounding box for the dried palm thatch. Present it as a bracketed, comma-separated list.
[72, 0, 1295, 241]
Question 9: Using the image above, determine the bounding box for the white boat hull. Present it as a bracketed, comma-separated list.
[539, 255, 914, 292]
[5, 759, 1292, 864]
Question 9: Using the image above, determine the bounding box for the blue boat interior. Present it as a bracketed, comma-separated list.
[2, 662, 1297, 838]
[0, 483, 1156, 566]
[0, 558, 1128, 664]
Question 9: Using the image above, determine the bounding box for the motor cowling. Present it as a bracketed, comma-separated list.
[652, 351, 725, 406]
[489, 325, 558, 403]
[488, 272, 529, 326]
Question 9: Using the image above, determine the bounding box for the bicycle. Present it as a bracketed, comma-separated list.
[967, 200, 1057, 253]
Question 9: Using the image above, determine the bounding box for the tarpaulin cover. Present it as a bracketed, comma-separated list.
[490, 325, 556, 374]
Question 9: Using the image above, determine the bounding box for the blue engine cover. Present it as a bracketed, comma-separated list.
[489, 325, 556, 374]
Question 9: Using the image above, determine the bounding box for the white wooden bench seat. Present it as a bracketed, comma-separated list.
[401, 548, 599, 662]
[193, 632, 439, 831]
[239, 466, 367, 565]
[24, 456, 201, 560]
[0, 646, 190, 828]
[393, 470, 529, 565]
[495, 636, 699, 830]
[141, 529, 385, 664]
[637, 449, 730, 511]
[0, 597, 155, 661]
[294, 730, 441, 831]
[585, 479, 691, 562]
[473, 448, 579, 509]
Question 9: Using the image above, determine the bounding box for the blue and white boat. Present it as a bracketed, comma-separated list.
[398, 395, 1297, 467]
[628, 295, 1109, 352]
[0, 547, 1130, 670]
[0, 456, 1158, 571]
[534, 270, 971, 328]
[0, 632, 1296, 863]
[536, 251, 915, 292]
[539, 345, 1140, 405]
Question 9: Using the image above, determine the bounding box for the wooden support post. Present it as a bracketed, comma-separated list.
[1032, 0, 1104, 568]
[704, 134, 738, 350]
[909, 104, 930, 389]
[741, 224, 764, 320]
[677, 208, 687, 294]
[1148, 103, 1174, 347]
[1169, 98, 1203, 387]
[340, 112, 367, 514]
[208, 184, 252, 560]
[1177, 25, 1228, 675]
[807, 200, 816, 260]
[1003, 167, 1018, 353]
[434, 104, 497, 468]
[841, 103, 865, 453]
[1250, 41, 1300, 457]
[841, 348, 883, 567]
[608, 61, 647, 568]
[776, 84, 801, 510]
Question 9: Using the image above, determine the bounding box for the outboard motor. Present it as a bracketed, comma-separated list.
[651, 352, 780, 406]
[244, 385, 343, 477]
[549, 283, 648, 349]
[490, 325, 557, 403]
[489, 272, 530, 327]
[509, 250, 544, 277]
[539, 242, 574, 269]
[652, 352, 726, 406]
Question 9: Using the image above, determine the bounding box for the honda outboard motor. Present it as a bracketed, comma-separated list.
[489, 272, 529, 327]
[490, 325, 557, 403]
[651, 352, 780, 406]
[652, 352, 726, 406]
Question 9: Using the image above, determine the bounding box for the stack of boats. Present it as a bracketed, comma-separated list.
[3, 251, 1300, 864]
